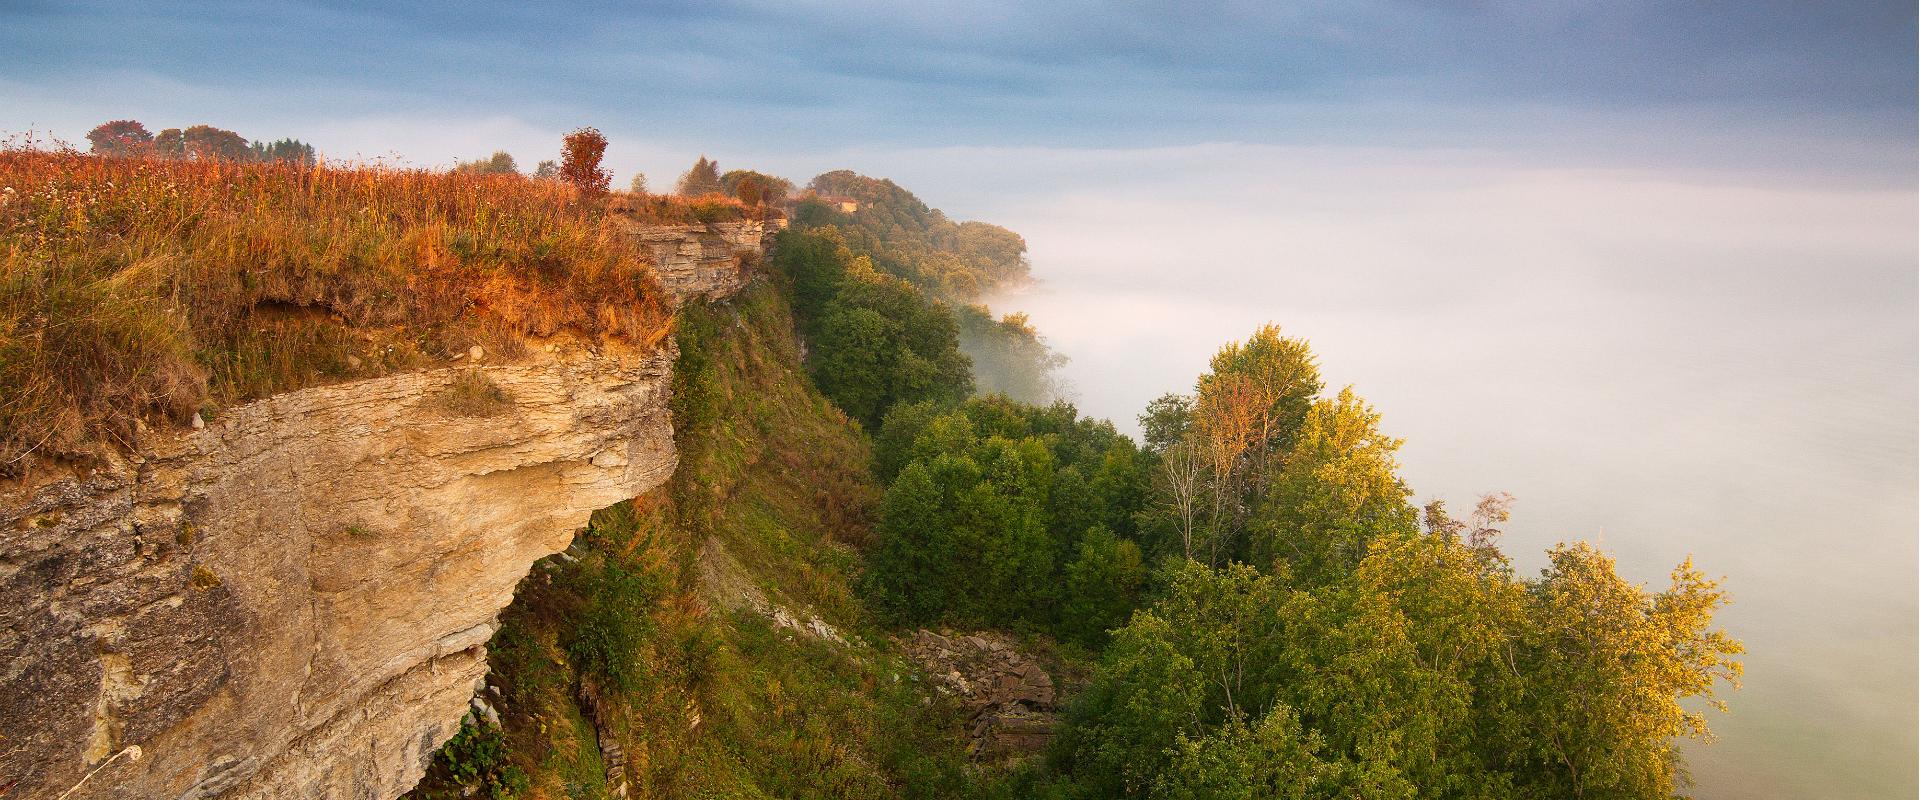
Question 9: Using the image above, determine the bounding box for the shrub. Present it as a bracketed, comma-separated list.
[426, 722, 530, 800]
[438, 370, 513, 417]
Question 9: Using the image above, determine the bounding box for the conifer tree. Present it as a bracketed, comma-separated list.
[677, 155, 723, 196]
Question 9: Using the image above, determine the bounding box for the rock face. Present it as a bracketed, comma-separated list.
[901, 630, 1059, 760]
[0, 222, 767, 800]
[632, 219, 780, 300]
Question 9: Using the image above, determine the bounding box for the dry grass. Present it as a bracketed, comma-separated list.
[0, 146, 724, 474]
[437, 369, 514, 417]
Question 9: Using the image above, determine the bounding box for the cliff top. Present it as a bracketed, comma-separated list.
[0, 148, 748, 476]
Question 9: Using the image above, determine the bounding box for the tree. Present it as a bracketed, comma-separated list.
[532, 160, 559, 180]
[874, 400, 941, 483]
[180, 125, 252, 161]
[1504, 544, 1744, 798]
[85, 120, 153, 156]
[1061, 525, 1145, 647]
[772, 229, 853, 329]
[1139, 393, 1194, 454]
[1061, 562, 1287, 798]
[1155, 709, 1329, 800]
[154, 128, 185, 159]
[560, 127, 611, 196]
[721, 169, 793, 207]
[1157, 434, 1206, 560]
[811, 304, 900, 425]
[1176, 326, 1324, 565]
[251, 138, 317, 167]
[628, 172, 648, 194]
[808, 261, 971, 429]
[455, 151, 518, 174]
[954, 306, 1067, 405]
[1254, 387, 1417, 585]
[677, 156, 723, 197]
[1205, 324, 1319, 461]
[862, 461, 958, 623]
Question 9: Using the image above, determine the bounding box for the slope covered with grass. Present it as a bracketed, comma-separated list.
[0, 148, 745, 473]
[410, 279, 991, 800]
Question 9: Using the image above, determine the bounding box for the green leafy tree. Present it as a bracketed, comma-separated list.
[1155, 709, 1330, 800]
[1047, 466, 1100, 559]
[628, 171, 648, 194]
[772, 228, 854, 328]
[811, 305, 900, 425]
[1060, 525, 1144, 647]
[1254, 387, 1418, 584]
[808, 262, 971, 429]
[863, 460, 961, 623]
[874, 400, 940, 483]
[1061, 562, 1284, 797]
[251, 138, 317, 166]
[1503, 544, 1744, 798]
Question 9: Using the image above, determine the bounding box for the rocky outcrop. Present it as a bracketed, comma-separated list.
[0, 222, 767, 799]
[900, 630, 1059, 760]
[631, 219, 780, 300]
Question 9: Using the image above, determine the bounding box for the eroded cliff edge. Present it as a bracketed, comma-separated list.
[0, 221, 772, 799]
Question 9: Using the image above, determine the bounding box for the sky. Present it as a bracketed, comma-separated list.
[5, 2, 1916, 797]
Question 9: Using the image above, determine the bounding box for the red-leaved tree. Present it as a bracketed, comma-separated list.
[560, 127, 611, 196]
[86, 120, 155, 156]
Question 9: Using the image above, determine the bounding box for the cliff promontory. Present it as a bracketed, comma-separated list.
[0, 221, 769, 800]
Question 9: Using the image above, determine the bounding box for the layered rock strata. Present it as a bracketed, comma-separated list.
[0, 221, 768, 799]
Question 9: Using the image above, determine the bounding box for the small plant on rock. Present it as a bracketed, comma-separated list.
[439, 370, 513, 417]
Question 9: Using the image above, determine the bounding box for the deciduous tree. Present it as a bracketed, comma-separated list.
[559, 127, 611, 196]
[176, 125, 251, 161]
[85, 120, 153, 156]
[1254, 387, 1417, 584]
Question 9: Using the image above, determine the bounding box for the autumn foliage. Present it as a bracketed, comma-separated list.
[0, 145, 710, 472]
[560, 126, 612, 196]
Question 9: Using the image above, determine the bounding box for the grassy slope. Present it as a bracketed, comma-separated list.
[410, 279, 986, 800]
[0, 149, 747, 473]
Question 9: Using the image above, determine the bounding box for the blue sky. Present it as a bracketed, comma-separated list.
[4, 1, 1914, 174]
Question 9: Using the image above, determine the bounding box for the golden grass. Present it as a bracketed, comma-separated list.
[437, 369, 514, 417]
[0, 148, 732, 474]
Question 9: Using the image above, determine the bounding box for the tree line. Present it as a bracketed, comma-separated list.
[772, 193, 1744, 797]
[86, 119, 315, 166]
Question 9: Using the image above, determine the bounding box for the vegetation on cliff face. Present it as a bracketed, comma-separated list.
[0, 145, 747, 474]
[386, 166, 1740, 799]
[765, 176, 1742, 797]
[792, 171, 1065, 405]
[411, 282, 987, 799]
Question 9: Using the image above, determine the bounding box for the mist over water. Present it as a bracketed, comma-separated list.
[854, 143, 1916, 799]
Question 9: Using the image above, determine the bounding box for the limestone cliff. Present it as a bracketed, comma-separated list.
[0, 221, 772, 799]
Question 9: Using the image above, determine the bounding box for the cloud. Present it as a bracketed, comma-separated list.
[4, 1, 1913, 152]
